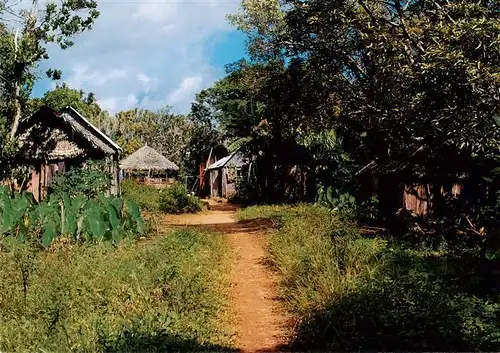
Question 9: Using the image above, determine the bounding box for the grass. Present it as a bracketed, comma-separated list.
[121, 181, 203, 214]
[0, 228, 233, 352]
[121, 180, 161, 212]
[237, 204, 296, 222]
[239, 204, 500, 351]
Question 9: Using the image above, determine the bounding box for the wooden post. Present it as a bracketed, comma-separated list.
[209, 170, 214, 197]
[222, 168, 228, 198]
[32, 166, 40, 202]
[110, 153, 120, 196]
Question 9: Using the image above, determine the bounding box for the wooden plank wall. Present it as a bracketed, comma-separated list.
[403, 183, 463, 216]
[29, 162, 65, 201]
[403, 184, 432, 216]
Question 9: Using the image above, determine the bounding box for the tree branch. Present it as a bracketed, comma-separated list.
[356, 0, 379, 25]
[394, 0, 426, 54]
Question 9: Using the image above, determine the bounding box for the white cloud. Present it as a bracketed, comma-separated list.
[97, 97, 119, 113]
[134, 2, 178, 22]
[98, 94, 138, 113]
[66, 65, 128, 88]
[35, 0, 242, 114]
[162, 24, 176, 32]
[136, 73, 157, 93]
[167, 75, 203, 104]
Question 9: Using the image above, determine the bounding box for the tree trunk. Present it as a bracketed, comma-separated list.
[9, 83, 21, 140]
[9, 29, 21, 141]
[10, 0, 38, 141]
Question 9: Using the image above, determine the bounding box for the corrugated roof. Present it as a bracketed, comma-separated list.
[206, 151, 245, 170]
[206, 154, 233, 170]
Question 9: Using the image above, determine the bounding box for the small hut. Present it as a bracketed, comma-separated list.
[119, 145, 179, 186]
[16, 106, 121, 201]
[204, 150, 247, 198]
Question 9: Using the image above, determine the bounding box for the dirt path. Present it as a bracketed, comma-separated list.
[162, 203, 289, 352]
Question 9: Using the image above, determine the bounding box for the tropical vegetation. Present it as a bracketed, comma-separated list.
[0, 0, 499, 351]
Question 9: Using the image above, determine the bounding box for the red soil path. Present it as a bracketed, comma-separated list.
[162, 203, 290, 352]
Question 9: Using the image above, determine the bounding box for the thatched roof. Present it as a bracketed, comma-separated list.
[120, 145, 179, 172]
[17, 106, 120, 161]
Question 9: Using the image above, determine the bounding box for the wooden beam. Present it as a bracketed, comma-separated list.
[110, 153, 120, 196]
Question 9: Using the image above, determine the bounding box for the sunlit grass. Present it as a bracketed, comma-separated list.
[0, 228, 233, 352]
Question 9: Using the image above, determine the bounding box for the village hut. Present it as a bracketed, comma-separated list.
[16, 106, 121, 201]
[204, 150, 247, 198]
[119, 145, 179, 186]
[356, 146, 470, 219]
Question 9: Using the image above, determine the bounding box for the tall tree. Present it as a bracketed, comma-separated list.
[114, 107, 192, 168]
[39, 83, 112, 133]
[229, 0, 500, 174]
[0, 0, 99, 140]
[214, 0, 500, 209]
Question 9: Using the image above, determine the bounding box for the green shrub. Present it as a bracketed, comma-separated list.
[0, 228, 233, 352]
[159, 183, 203, 214]
[230, 176, 263, 206]
[245, 204, 500, 351]
[121, 180, 161, 212]
[0, 186, 144, 248]
[49, 160, 112, 198]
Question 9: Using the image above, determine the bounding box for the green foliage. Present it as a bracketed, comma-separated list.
[115, 108, 192, 167]
[0, 117, 17, 180]
[0, 0, 100, 134]
[39, 83, 112, 133]
[121, 180, 161, 212]
[0, 0, 100, 180]
[49, 160, 112, 198]
[316, 185, 357, 220]
[230, 174, 263, 206]
[0, 228, 232, 352]
[159, 183, 203, 214]
[237, 204, 296, 222]
[302, 129, 353, 190]
[244, 205, 500, 351]
[212, 0, 500, 214]
[0, 186, 144, 248]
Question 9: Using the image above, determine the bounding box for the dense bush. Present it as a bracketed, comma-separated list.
[121, 180, 161, 212]
[49, 160, 112, 198]
[0, 187, 144, 248]
[0, 229, 232, 352]
[159, 183, 203, 214]
[230, 175, 263, 205]
[239, 205, 500, 351]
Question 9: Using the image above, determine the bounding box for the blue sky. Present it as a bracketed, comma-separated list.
[32, 1, 247, 115]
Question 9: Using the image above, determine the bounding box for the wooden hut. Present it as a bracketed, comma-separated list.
[204, 150, 247, 198]
[119, 145, 179, 187]
[16, 106, 121, 201]
[358, 147, 468, 219]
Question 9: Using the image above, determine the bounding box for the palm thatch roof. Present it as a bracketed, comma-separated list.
[120, 145, 179, 172]
[17, 106, 120, 161]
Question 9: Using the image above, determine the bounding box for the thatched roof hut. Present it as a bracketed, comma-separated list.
[15, 106, 121, 200]
[120, 145, 179, 173]
[18, 106, 121, 161]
